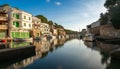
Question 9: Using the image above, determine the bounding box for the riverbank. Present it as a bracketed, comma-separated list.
[96, 36, 120, 44]
[0, 45, 35, 62]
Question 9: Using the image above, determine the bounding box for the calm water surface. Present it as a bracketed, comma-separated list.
[0, 38, 120, 69]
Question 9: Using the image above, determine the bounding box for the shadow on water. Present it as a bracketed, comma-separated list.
[0, 42, 36, 69]
[84, 41, 120, 69]
[0, 38, 73, 69]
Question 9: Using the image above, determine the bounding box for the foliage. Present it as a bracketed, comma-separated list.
[104, 0, 120, 29]
[99, 13, 109, 25]
[109, 2, 120, 29]
[35, 15, 48, 23]
[0, 4, 9, 7]
[54, 23, 64, 29]
[48, 20, 54, 25]
[65, 29, 78, 34]
[104, 0, 117, 8]
[36, 15, 64, 29]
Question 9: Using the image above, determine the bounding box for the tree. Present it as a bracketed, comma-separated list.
[99, 13, 109, 25]
[54, 23, 64, 29]
[109, 2, 120, 29]
[104, 0, 120, 29]
[104, 0, 117, 8]
[48, 20, 54, 25]
[35, 15, 48, 23]
[0, 4, 9, 7]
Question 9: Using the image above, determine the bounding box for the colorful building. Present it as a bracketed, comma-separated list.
[0, 11, 8, 39]
[87, 21, 100, 35]
[0, 5, 33, 38]
[32, 17, 41, 38]
[40, 23, 50, 36]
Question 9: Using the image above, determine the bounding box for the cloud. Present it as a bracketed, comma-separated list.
[55, 2, 62, 6]
[82, 13, 90, 18]
[46, 0, 50, 3]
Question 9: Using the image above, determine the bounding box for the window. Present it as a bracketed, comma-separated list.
[24, 16, 26, 19]
[29, 24, 31, 27]
[13, 22, 15, 25]
[29, 17, 31, 20]
[13, 14, 15, 17]
[16, 14, 19, 19]
[13, 21, 19, 27]
[16, 22, 19, 27]
[0, 31, 5, 38]
[24, 23, 26, 26]
[13, 14, 19, 19]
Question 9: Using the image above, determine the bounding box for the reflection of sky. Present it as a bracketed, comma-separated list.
[22, 39, 106, 69]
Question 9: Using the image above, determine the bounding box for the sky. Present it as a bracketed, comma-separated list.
[0, 0, 107, 31]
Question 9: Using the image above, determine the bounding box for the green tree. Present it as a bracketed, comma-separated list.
[0, 4, 9, 7]
[35, 15, 48, 23]
[104, 0, 117, 8]
[109, 2, 120, 29]
[104, 0, 120, 29]
[48, 20, 54, 25]
[99, 13, 109, 25]
[54, 23, 64, 29]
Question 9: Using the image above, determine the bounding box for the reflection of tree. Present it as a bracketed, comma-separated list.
[106, 59, 120, 69]
[100, 51, 110, 65]
[41, 52, 49, 59]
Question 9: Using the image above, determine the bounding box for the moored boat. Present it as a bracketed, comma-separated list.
[13, 38, 33, 42]
[83, 34, 95, 42]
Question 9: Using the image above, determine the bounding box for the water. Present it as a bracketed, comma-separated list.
[0, 38, 120, 69]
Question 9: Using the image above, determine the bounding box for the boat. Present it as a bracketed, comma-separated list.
[13, 38, 33, 42]
[83, 34, 95, 41]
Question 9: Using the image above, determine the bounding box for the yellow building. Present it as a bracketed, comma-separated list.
[0, 11, 8, 39]
[32, 17, 41, 38]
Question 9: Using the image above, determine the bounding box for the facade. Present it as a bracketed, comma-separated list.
[91, 21, 100, 28]
[53, 28, 58, 36]
[81, 29, 87, 37]
[87, 21, 101, 35]
[2, 6, 33, 38]
[0, 11, 8, 39]
[57, 28, 66, 36]
[40, 23, 50, 36]
[32, 17, 41, 37]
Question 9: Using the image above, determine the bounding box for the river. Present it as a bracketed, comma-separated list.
[0, 38, 120, 69]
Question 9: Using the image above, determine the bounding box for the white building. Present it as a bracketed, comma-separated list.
[91, 21, 100, 28]
[40, 23, 50, 36]
[1, 5, 32, 38]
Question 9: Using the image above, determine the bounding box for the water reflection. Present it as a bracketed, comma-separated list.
[0, 38, 68, 69]
[0, 38, 120, 69]
[0, 42, 31, 49]
[84, 41, 120, 69]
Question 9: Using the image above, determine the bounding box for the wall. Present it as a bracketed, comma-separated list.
[91, 21, 100, 28]
[100, 24, 120, 38]
[89, 26, 100, 35]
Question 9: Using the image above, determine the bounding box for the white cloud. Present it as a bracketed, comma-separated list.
[82, 13, 90, 18]
[46, 0, 51, 3]
[55, 2, 62, 6]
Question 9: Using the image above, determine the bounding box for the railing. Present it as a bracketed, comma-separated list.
[0, 17, 7, 21]
[0, 25, 8, 29]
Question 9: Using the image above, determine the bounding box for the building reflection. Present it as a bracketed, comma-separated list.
[0, 38, 68, 69]
[84, 41, 120, 69]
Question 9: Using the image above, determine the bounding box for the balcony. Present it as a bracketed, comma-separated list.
[0, 25, 8, 29]
[0, 16, 7, 21]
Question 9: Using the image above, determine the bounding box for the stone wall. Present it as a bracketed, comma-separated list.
[89, 26, 100, 35]
[100, 24, 120, 38]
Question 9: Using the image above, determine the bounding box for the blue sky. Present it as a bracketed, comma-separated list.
[0, 0, 106, 31]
